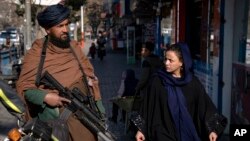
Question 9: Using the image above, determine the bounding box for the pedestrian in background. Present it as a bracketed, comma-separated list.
[1, 37, 12, 50]
[109, 69, 138, 123]
[97, 31, 106, 61]
[135, 41, 164, 98]
[134, 42, 227, 141]
[89, 42, 96, 59]
[135, 41, 164, 92]
[16, 4, 105, 141]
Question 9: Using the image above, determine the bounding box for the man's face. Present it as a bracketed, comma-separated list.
[46, 19, 69, 41]
[141, 47, 150, 58]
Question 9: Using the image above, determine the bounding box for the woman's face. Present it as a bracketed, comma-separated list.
[164, 50, 183, 78]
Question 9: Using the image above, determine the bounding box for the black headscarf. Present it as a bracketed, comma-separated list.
[37, 4, 70, 29]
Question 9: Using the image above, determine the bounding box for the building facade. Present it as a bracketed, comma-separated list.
[105, 0, 250, 134]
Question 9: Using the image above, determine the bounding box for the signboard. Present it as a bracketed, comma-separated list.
[144, 23, 156, 42]
[126, 26, 135, 64]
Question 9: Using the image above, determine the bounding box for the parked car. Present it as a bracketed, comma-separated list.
[0, 31, 8, 46]
[9, 33, 20, 46]
[0, 29, 20, 47]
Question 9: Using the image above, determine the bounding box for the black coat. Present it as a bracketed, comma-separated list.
[139, 75, 227, 141]
[136, 54, 163, 92]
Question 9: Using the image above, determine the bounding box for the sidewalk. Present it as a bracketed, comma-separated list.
[88, 47, 141, 141]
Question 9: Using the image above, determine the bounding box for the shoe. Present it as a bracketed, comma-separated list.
[108, 117, 117, 123]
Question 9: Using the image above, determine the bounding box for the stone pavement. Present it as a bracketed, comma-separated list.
[88, 46, 141, 141]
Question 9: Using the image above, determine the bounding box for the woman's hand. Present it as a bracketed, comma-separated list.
[209, 132, 218, 141]
[135, 131, 145, 141]
[44, 92, 71, 107]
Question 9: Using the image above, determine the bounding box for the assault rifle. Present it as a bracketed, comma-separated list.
[40, 71, 116, 141]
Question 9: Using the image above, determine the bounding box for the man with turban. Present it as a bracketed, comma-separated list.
[16, 4, 105, 141]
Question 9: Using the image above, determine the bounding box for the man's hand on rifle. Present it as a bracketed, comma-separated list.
[44, 91, 71, 107]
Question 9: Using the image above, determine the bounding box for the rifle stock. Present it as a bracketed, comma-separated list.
[40, 71, 116, 141]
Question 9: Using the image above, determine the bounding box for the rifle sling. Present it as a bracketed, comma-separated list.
[35, 36, 48, 87]
[69, 46, 93, 98]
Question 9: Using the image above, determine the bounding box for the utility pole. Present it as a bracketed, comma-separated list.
[25, 0, 31, 53]
[81, 5, 85, 48]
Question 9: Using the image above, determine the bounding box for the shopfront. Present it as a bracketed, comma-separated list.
[231, 0, 250, 125]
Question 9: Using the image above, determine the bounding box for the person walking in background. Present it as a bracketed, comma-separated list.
[1, 37, 13, 50]
[135, 41, 164, 92]
[97, 31, 106, 61]
[16, 4, 105, 141]
[89, 42, 96, 59]
[135, 41, 164, 97]
[109, 69, 138, 123]
[133, 42, 227, 141]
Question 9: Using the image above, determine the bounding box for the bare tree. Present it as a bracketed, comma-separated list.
[85, 2, 103, 37]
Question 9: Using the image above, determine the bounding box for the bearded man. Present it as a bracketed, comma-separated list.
[16, 4, 105, 141]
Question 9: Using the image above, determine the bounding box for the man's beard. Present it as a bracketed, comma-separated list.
[49, 33, 70, 48]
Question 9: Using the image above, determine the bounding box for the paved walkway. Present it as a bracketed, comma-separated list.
[88, 46, 141, 141]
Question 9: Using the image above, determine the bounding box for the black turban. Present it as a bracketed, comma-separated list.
[37, 4, 70, 29]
